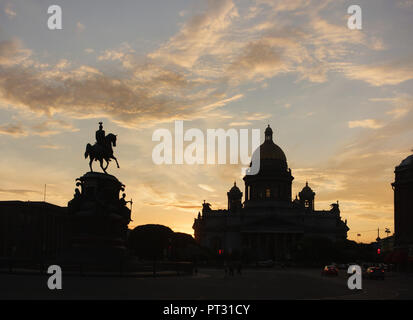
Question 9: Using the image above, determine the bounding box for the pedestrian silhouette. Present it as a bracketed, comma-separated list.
[229, 261, 234, 276]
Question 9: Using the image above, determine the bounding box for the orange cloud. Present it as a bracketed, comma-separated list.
[0, 123, 27, 137]
[348, 119, 384, 129]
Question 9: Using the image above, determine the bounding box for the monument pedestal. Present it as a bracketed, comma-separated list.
[65, 172, 132, 265]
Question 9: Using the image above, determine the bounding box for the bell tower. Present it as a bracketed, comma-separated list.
[227, 182, 243, 213]
[299, 182, 315, 211]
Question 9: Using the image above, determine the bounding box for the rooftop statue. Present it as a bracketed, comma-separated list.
[84, 122, 120, 174]
[202, 200, 212, 213]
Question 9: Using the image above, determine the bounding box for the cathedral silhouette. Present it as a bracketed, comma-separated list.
[193, 125, 349, 261]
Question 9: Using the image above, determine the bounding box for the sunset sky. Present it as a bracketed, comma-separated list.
[1, 0, 413, 243]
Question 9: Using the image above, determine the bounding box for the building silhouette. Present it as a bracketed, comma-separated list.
[0, 201, 71, 259]
[193, 125, 349, 261]
[392, 152, 413, 269]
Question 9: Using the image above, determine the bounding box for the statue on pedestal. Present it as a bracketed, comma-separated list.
[66, 122, 132, 261]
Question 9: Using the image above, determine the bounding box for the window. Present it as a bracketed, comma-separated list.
[305, 200, 310, 208]
[266, 188, 271, 198]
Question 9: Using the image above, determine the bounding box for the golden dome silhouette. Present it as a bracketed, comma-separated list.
[259, 139, 287, 162]
[252, 125, 287, 163]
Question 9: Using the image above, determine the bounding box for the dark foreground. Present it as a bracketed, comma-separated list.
[1, 268, 413, 300]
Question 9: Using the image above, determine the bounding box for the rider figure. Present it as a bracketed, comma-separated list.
[86, 121, 119, 173]
[95, 122, 106, 148]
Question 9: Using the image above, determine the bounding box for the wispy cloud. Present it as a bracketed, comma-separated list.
[387, 108, 409, 119]
[0, 119, 77, 138]
[0, 38, 244, 128]
[348, 119, 384, 129]
[198, 184, 215, 192]
[0, 123, 27, 137]
[397, 0, 413, 8]
[229, 121, 251, 126]
[4, 3, 16, 18]
[0, 0, 397, 132]
[335, 60, 413, 86]
[149, 0, 238, 68]
[244, 112, 272, 121]
[38, 144, 63, 150]
[31, 119, 79, 136]
[0, 188, 41, 196]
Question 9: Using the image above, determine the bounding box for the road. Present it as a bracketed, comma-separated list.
[1, 268, 412, 299]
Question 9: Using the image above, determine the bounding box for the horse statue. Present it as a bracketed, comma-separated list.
[85, 131, 120, 174]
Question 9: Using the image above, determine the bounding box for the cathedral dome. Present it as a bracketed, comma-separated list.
[399, 154, 413, 167]
[259, 139, 287, 162]
[243, 125, 294, 206]
[250, 125, 288, 171]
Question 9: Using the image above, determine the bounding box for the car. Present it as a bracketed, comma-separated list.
[337, 263, 348, 270]
[379, 264, 390, 271]
[256, 260, 274, 268]
[361, 263, 371, 270]
[366, 266, 385, 280]
[321, 265, 339, 276]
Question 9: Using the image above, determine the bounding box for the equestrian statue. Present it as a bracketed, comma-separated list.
[84, 122, 120, 173]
